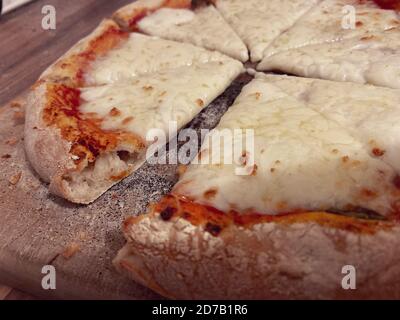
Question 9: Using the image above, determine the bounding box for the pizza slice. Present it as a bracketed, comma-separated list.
[214, 0, 322, 62]
[263, 0, 399, 58]
[113, 0, 249, 62]
[258, 28, 400, 88]
[25, 20, 243, 204]
[41, 19, 240, 87]
[115, 74, 400, 299]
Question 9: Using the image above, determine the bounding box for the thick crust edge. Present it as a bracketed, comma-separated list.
[39, 19, 121, 87]
[24, 82, 146, 204]
[114, 212, 400, 299]
[24, 83, 77, 200]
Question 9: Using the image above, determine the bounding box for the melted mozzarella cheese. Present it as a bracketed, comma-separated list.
[258, 29, 400, 89]
[139, 8, 196, 27]
[261, 74, 400, 173]
[88, 33, 240, 85]
[215, 0, 320, 62]
[173, 74, 400, 216]
[263, 0, 400, 58]
[80, 59, 243, 140]
[137, 6, 249, 62]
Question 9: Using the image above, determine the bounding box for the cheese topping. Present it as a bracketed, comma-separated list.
[138, 8, 196, 27]
[88, 33, 239, 85]
[137, 6, 249, 62]
[263, 0, 400, 58]
[173, 74, 400, 216]
[258, 28, 400, 89]
[80, 59, 243, 141]
[263, 74, 400, 173]
[215, 0, 321, 62]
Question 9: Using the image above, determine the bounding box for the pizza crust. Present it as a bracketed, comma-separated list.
[24, 82, 146, 204]
[115, 211, 400, 299]
[24, 83, 75, 188]
[40, 19, 125, 87]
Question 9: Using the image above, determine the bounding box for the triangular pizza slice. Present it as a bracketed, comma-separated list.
[112, 0, 249, 61]
[114, 73, 400, 299]
[214, 0, 322, 62]
[263, 0, 399, 58]
[25, 19, 243, 204]
[258, 28, 400, 88]
[41, 19, 241, 87]
[172, 73, 400, 216]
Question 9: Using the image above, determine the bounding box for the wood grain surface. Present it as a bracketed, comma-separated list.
[0, 0, 252, 298]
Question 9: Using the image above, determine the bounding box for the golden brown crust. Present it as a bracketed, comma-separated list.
[115, 209, 400, 299]
[40, 19, 128, 87]
[112, 0, 192, 31]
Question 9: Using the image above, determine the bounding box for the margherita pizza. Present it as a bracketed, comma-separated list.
[22, 0, 400, 300]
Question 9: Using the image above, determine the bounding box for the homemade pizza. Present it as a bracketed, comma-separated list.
[24, 0, 400, 299]
[26, 19, 243, 203]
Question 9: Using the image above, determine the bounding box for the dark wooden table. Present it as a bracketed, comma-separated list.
[0, 0, 135, 300]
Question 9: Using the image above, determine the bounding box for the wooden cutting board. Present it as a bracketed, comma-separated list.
[0, 75, 250, 299]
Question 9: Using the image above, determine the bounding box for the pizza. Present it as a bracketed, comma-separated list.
[259, 28, 400, 88]
[258, 0, 400, 87]
[25, 19, 243, 204]
[22, 0, 400, 300]
[114, 74, 400, 299]
[262, 0, 400, 58]
[214, 0, 322, 62]
[113, 0, 248, 61]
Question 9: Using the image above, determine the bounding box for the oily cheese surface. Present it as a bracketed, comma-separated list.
[80, 59, 244, 138]
[173, 74, 400, 217]
[87, 32, 242, 86]
[258, 28, 400, 89]
[137, 6, 249, 61]
[215, 0, 321, 62]
[263, 0, 400, 58]
[26, 17, 244, 204]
